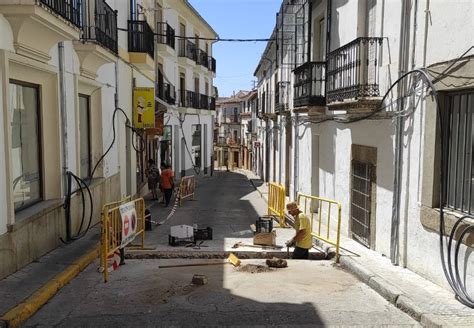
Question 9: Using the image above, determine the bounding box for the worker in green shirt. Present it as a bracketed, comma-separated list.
[286, 202, 312, 259]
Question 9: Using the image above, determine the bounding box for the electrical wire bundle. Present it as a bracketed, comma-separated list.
[62, 108, 145, 243]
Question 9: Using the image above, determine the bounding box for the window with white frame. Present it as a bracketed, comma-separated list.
[10, 81, 42, 210]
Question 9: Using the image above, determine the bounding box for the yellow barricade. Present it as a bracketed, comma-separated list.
[268, 182, 287, 228]
[297, 193, 342, 262]
[101, 197, 145, 282]
[179, 175, 196, 206]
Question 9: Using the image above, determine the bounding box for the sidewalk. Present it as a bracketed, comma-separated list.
[0, 226, 100, 327]
[238, 168, 474, 327]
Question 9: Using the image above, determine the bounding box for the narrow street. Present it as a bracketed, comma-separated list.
[24, 171, 418, 327]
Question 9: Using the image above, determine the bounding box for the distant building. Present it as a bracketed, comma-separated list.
[214, 91, 256, 170]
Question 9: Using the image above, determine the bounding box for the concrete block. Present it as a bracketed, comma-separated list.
[367, 276, 402, 304]
[192, 274, 208, 285]
[340, 257, 375, 283]
[395, 295, 424, 321]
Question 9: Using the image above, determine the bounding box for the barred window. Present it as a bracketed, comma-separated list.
[445, 91, 474, 213]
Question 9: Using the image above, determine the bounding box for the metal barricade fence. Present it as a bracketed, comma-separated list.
[268, 182, 287, 228]
[179, 175, 195, 206]
[101, 197, 145, 282]
[297, 193, 342, 262]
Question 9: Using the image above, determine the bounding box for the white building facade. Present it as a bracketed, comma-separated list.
[155, 0, 217, 178]
[0, 0, 217, 279]
[254, 0, 474, 299]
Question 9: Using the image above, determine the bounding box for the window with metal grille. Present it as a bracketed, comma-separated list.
[351, 160, 372, 248]
[444, 91, 474, 213]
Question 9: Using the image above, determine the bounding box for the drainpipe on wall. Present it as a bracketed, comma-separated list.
[391, 0, 411, 266]
[58, 42, 68, 196]
[278, 113, 283, 184]
[294, 113, 299, 200]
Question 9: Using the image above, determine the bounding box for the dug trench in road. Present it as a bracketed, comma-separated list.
[126, 171, 327, 261]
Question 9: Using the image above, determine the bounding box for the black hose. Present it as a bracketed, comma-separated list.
[62, 107, 145, 243]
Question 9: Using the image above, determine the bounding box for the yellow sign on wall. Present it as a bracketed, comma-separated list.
[133, 87, 155, 128]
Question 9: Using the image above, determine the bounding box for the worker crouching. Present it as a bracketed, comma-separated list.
[286, 202, 312, 259]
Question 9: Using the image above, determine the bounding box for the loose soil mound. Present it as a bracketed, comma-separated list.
[237, 264, 273, 273]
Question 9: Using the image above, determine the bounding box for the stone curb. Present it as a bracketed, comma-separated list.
[339, 256, 455, 327]
[0, 244, 100, 328]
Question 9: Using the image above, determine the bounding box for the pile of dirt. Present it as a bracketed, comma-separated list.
[266, 258, 288, 268]
[237, 264, 273, 274]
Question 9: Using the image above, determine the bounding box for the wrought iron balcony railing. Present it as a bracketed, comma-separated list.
[40, 0, 82, 28]
[157, 73, 176, 105]
[156, 22, 175, 49]
[196, 49, 209, 68]
[181, 90, 199, 108]
[208, 57, 216, 73]
[199, 94, 209, 109]
[275, 81, 290, 112]
[293, 61, 326, 107]
[178, 40, 197, 62]
[163, 83, 176, 105]
[209, 97, 216, 110]
[128, 20, 154, 58]
[82, 0, 118, 54]
[326, 37, 383, 104]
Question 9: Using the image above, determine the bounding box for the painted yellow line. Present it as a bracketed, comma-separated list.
[1, 244, 99, 328]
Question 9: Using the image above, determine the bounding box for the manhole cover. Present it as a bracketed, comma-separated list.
[187, 292, 234, 305]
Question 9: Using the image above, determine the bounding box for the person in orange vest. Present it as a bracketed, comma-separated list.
[160, 163, 175, 207]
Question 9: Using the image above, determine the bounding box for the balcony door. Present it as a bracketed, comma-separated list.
[194, 77, 200, 94]
[179, 23, 186, 55]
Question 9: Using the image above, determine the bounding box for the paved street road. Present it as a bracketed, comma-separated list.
[25, 172, 419, 327]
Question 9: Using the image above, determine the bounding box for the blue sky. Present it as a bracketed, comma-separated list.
[189, 0, 281, 97]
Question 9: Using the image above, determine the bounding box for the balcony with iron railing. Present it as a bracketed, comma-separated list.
[181, 90, 199, 108]
[178, 39, 197, 62]
[209, 97, 216, 110]
[82, 0, 118, 54]
[156, 22, 175, 49]
[128, 20, 154, 58]
[157, 78, 176, 105]
[209, 57, 217, 73]
[199, 94, 209, 109]
[326, 37, 383, 108]
[196, 49, 209, 68]
[39, 0, 82, 27]
[293, 61, 326, 108]
[275, 81, 290, 113]
[0, 1, 84, 63]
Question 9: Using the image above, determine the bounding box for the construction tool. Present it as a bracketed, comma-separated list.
[159, 253, 241, 269]
[232, 242, 283, 250]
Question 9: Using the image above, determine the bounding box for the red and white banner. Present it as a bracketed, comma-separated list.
[120, 201, 137, 248]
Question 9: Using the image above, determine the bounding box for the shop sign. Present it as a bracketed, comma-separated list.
[133, 87, 155, 128]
